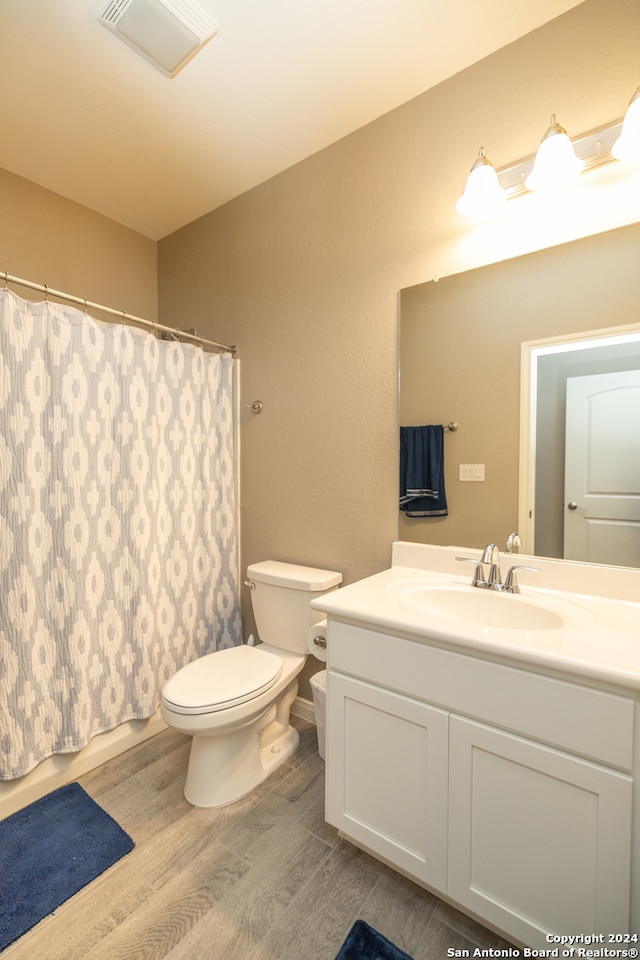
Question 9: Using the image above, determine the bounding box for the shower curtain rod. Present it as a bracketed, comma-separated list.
[0, 271, 238, 355]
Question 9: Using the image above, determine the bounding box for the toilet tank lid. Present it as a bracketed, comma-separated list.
[247, 560, 342, 591]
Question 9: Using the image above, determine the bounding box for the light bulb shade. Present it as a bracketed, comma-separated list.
[456, 148, 507, 218]
[525, 116, 583, 192]
[612, 87, 640, 164]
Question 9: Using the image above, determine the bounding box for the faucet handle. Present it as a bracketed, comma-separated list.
[504, 564, 539, 594]
[455, 556, 486, 587]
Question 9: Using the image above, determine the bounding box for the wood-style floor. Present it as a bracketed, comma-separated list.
[4, 718, 514, 960]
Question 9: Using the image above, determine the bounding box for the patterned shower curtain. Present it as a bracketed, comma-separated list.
[0, 288, 242, 780]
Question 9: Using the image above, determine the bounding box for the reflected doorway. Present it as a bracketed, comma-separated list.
[564, 369, 640, 565]
[520, 325, 640, 565]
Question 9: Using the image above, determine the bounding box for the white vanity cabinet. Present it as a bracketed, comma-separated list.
[327, 672, 449, 890]
[325, 621, 634, 948]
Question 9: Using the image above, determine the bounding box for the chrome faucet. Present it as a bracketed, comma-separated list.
[456, 543, 539, 593]
[480, 543, 501, 587]
[505, 532, 522, 554]
[456, 543, 502, 589]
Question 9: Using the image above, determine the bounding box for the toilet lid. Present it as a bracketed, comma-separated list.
[162, 644, 283, 715]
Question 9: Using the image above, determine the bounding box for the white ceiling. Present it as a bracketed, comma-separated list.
[1, 0, 584, 240]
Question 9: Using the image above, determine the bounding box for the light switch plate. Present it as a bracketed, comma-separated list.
[459, 464, 485, 481]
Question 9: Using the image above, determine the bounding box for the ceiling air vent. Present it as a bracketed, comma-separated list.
[99, 0, 219, 78]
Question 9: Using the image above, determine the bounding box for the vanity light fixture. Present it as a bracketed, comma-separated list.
[612, 86, 640, 163]
[524, 115, 583, 192]
[457, 82, 640, 218]
[455, 148, 507, 219]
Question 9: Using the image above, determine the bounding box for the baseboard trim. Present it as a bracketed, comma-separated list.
[0, 712, 167, 821]
[3, 697, 318, 821]
[291, 695, 316, 724]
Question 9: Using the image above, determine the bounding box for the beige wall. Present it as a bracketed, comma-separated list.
[3, 2, 638, 701]
[158, 0, 640, 692]
[0, 167, 157, 319]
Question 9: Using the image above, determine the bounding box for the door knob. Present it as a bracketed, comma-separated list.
[567, 501, 579, 510]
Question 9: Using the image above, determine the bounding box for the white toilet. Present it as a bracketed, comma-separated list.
[160, 560, 342, 807]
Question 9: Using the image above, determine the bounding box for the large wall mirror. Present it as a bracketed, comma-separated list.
[399, 220, 640, 568]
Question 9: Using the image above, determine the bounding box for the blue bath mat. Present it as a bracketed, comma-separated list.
[0, 782, 134, 951]
[335, 920, 415, 960]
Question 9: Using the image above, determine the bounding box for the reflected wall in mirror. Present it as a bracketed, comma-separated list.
[399, 220, 640, 567]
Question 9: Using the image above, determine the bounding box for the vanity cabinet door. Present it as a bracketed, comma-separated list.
[326, 673, 449, 891]
[447, 716, 632, 947]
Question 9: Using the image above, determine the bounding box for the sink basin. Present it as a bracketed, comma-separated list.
[386, 581, 595, 631]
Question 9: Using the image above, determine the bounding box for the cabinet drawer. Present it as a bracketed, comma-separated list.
[328, 621, 634, 770]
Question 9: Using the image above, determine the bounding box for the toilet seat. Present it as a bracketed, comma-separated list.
[162, 644, 283, 715]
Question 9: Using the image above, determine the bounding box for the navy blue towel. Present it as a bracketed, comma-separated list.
[399, 425, 448, 517]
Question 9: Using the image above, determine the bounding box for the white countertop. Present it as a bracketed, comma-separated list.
[310, 543, 640, 692]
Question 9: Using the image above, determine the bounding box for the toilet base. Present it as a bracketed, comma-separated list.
[183, 680, 301, 807]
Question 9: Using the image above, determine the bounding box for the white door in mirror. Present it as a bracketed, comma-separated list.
[565, 369, 640, 567]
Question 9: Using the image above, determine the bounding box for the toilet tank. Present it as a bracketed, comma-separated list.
[247, 561, 342, 654]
